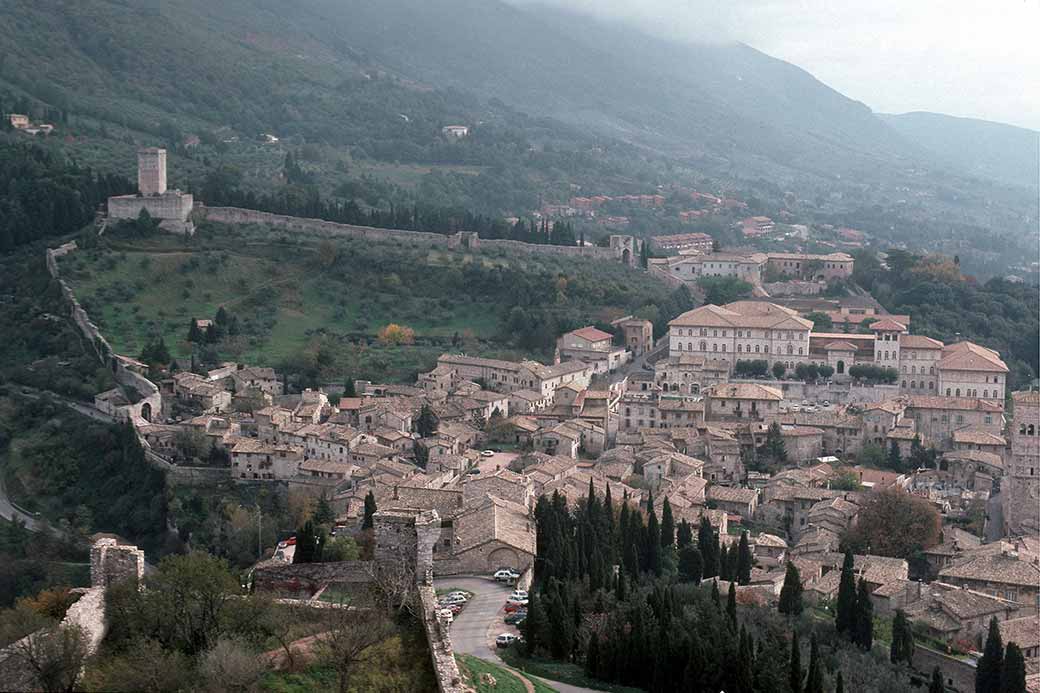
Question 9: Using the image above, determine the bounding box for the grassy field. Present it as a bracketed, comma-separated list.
[457, 654, 558, 693]
[60, 221, 676, 384]
[498, 647, 642, 693]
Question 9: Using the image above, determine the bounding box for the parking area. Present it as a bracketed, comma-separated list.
[469, 450, 519, 476]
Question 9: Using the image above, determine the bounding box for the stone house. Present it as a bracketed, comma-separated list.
[611, 316, 654, 356]
[998, 616, 1040, 660]
[805, 497, 858, 536]
[658, 398, 705, 429]
[438, 496, 535, 574]
[654, 354, 729, 396]
[779, 425, 825, 463]
[556, 326, 630, 373]
[508, 389, 551, 414]
[706, 485, 759, 520]
[938, 544, 1040, 606]
[94, 388, 131, 420]
[752, 533, 787, 567]
[231, 366, 281, 396]
[173, 372, 232, 413]
[298, 459, 357, 481]
[951, 429, 1007, 459]
[906, 396, 1004, 447]
[902, 583, 1023, 650]
[463, 469, 533, 510]
[350, 442, 396, 467]
[705, 383, 783, 422]
[230, 438, 303, 480]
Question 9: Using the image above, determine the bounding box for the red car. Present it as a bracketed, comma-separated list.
[504, 602, 526, 613]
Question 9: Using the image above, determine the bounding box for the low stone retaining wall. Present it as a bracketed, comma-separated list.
[166, 465, 230, 486]
[913, 646, 976, 692]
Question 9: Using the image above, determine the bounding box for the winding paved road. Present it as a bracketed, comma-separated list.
[433, 576, 600, 693]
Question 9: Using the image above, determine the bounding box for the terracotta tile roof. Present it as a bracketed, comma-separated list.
[939, 341, 1009, 373]
[569, 326, 614, 342]
[908, 395, 1004, 412]
[669, 301, 812, 330]
[952, 429, 1006, 446]
[1012, 390, 1040, 405]
[999, 616, 1040, 651]
[707, 485, 758, 504]
[869, 318, 907, 331]
[753, 533, 787, 548]
[454, 496, 535, 556]
[900, 334, 944, 350]
[823, 340, 858, 351]
[710, 383, 783, 401]
[939, 551, 1040, 588]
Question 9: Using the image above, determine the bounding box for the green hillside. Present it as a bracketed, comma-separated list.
[61, 222, 688, 385]
[880, 112, 1039, 189]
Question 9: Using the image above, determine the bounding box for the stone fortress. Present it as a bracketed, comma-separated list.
[107, 147, 195, 235]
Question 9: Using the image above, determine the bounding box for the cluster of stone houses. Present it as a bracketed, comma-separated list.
[649, 248, 855, 290]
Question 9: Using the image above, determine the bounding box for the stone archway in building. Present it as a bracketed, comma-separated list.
[487, 546, 522, 572]
[140, 402, 152, 422]
[622, 248, 631, 265]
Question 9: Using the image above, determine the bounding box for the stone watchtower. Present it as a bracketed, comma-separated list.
[373, 509, 441, 583]
[90, 538, 145, 587]
[137, 147, 167, 196]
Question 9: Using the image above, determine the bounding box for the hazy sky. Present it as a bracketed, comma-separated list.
[512, 0, 1040, 130]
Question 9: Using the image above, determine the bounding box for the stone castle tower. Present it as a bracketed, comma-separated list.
[137, 147, 167, 196]
[1003, 390, 1040, 535]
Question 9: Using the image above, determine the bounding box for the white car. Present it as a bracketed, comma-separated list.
[496, 633, 518, 648]
[438, 609, 454, 624]
[441, 594, 468, 605]
[510, 590, 529, 600]
[481, 450, 496, 457]
[494, 569, 520, 582]
[506, 596, 528, 606]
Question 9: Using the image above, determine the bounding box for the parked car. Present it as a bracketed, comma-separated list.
[505, 611, 527, 625]
[509, 590, 528, 600]
[481, 450, 495, 457]
[438, 609, 454, 624]
[506, 596, 528, 605]
[445, 591, 469, 599]
[494, 569, 520, 582]
[496, 633, 518, 648]
[441, 594, 467, 605]
[467, 467, 481, 475]
[504, 601, 527, 613]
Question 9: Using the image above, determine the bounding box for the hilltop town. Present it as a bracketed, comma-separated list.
[8, 148, 1030, 693]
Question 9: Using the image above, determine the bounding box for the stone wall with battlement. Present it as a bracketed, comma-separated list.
[46, 245, 162, 426]
[90, 538, 145, 587]
[196, 206, 625, 262]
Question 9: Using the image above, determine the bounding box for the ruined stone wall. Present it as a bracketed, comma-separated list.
[251, 560, 374, 597]
[109, 193, 193, 223]
[45, 245, 162, 425]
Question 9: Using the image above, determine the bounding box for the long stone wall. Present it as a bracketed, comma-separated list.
[912, 646, 976, 692]
[251, 560, 375, 597]
[196, 205, 620, 261]
[418, 584, 467, 693]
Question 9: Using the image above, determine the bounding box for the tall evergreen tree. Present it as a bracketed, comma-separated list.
[711, 580, 721, 609]
[677, 519, 693, 548]
[976, 617, 1004, 693]
[726, 581, 737, 629]
[361, 491, 377, 530]
[646, 493, 662, 576]
[1001, 643, 1026, 693]
[778, 562, 804, 616]
[660, 497, 675, 548]
[887, 439, 904, 472]
[737, 531, 753, 585]
[837, 671, 845, 693]
[929, 667, 945, 693]
[835, 549, 857, 635]
[789, 632, 803, 693]
[677, 545, 703, 583]
[854, 578, 874, 650]
[585, 632, 600, 678]
[718, 543, 731, 580]
[416, 404, 440, 438]
[698, 516, 718, 577]
[343, 378, 357, 397]
[890, 609, 915, 664]
[805, 632, 824, 693]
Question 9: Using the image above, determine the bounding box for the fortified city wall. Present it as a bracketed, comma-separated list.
[195, 205, 636, 264]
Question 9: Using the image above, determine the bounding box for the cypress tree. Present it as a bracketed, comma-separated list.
[646, 496, 662, 576]
[977, 619, 1005, 693]
[805, 632, 824, 693]
[726, 581, 737, 629]
[1001, 643, 1026, 693]
[585, 632, 600, 678]
[929, 667, 945, 693]
[854, 578, 873, 650]
[837, 671, 845, 693]
[521, 590, 543, 656]
[660, 497, 675, 548]
[835, 549, 857, 635]
[718, 543, 731, 580]
[737, 531, 753, 585]
[778, 562, 803, 616]
[677, 519, 693, 548]
[891, 609, 914, 664]
[698, 516, 718, 577]
[361, 491, 377, 530]
[711, 579, 721, 609]
[678, 545, 703, 583]
[789, 632, 803, 693]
